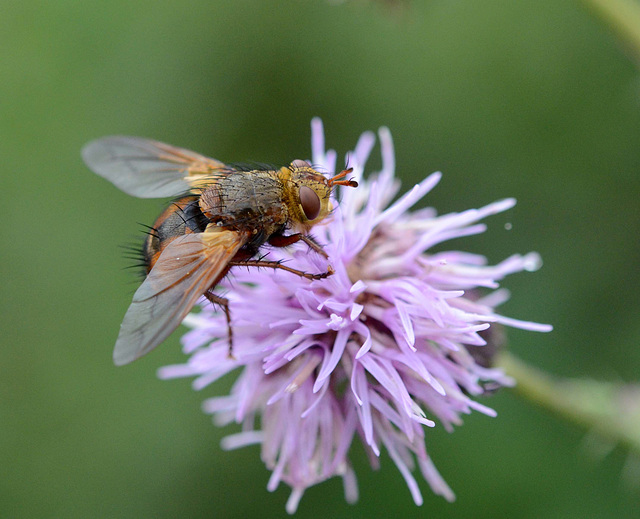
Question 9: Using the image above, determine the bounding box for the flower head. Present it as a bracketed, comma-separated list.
[158, 118, 552, 513]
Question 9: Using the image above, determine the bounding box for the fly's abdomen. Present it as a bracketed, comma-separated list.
[143, 196, 209, 271]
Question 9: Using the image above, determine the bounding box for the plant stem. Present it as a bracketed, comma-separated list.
[498, 351, 640, 454]
[577, 0, 640, 64]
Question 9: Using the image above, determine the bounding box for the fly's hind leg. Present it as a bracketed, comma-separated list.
[203, 290, 235, 359]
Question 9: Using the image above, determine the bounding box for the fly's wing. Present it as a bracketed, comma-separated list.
[113, 228, 248, 365]
[82, 136, 230, 198]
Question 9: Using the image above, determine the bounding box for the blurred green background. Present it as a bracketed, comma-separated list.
[2, 0, 640, 517]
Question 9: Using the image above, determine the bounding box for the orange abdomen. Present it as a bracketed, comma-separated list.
[143, 196, 209, 271]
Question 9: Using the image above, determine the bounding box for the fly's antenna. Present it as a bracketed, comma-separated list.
[328, 168, 358, 188]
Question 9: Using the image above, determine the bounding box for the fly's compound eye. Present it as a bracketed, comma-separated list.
[299, 185, 321, 220]
[291, 159, 311, 168]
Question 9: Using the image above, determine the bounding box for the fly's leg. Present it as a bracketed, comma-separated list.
[228, 259, 334, 280]
[266, 233, 332, 277]
[205, 234, 332, 359]
[203, 290, 235, 359]
[203, 262, 330, 360]
[299, 235, 329, 259]
[268, 233, 329, 259]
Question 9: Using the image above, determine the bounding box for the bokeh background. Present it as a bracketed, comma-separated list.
[2, 1, 640, 517]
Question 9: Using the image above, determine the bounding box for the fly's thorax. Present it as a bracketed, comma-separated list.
[278, 161, 332, 234]
[198, 170, 288, 232]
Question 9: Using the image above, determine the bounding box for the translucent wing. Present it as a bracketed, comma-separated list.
[82, 136, 229, 198]
[113, 228, 248, 365]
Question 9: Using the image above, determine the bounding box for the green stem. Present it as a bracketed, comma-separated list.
[577, 0, 640, 63]
[498, 351, 640, 454]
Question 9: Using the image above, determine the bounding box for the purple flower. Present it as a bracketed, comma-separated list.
[158, 118, 552, 513]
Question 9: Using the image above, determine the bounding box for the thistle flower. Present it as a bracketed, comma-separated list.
[158, 118, 552, 513]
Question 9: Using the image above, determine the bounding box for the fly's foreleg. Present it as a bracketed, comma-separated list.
[267, 233, 329, 258]
[264, 233, 333, 278]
